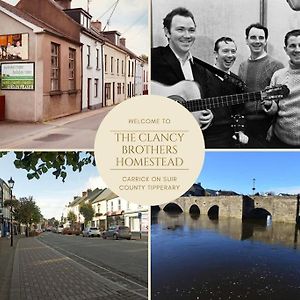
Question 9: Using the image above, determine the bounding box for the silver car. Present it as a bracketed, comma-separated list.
[102, 225, 132, 240]
[82, 227, 100, 237]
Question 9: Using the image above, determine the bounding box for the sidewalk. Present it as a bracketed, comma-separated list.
[0, 235, 19, 300]
[10, 237, 147, 300]
[0, 106, 114, 148]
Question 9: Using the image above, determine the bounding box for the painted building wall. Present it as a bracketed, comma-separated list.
[81, 33, 103, 110]
[0, 10, 39, 121]
[152, 0, 300, 75]
[103, 43, 127, 106]
[135, 58, 144, 96]
[41, 34, 81, 120]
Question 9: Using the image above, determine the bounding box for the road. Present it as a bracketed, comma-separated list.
[37, 232, 148, 296]
[0, 106, 114, 149]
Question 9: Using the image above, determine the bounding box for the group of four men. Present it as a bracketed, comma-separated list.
[151, 7, 300, 148]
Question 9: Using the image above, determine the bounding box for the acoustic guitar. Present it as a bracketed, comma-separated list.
[151, 80, 290, 111]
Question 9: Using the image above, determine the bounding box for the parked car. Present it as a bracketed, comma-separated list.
[82, 227, 101, 237]
[56, 225, 64, 234]
[102, 225, 132, 240]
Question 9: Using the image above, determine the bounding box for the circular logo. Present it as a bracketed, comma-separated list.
[94, 95, 205, 206]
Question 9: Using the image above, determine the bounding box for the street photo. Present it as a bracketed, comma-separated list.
[0, 151, 148, 300]
[151, 152, 300, 299]
[151, 0, 300, 148]
[0, 0, 149, 149]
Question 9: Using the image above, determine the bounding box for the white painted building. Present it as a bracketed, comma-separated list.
[63, 9, 104, 110]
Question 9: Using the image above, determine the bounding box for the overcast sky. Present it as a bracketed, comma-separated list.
[3, 0, 149, 56]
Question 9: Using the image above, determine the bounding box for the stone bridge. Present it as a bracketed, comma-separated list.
[159, 195, 300, 223]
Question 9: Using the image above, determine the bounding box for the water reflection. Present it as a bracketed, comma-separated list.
[152, 211, 300, 299]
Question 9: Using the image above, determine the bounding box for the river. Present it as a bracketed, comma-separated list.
[151, 211, 300, 299]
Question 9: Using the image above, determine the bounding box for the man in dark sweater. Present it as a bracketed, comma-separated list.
[238, 23, 284, 147]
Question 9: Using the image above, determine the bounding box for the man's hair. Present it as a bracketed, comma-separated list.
[284, 29, 300, 46]
[214, 37, 236, 52]
[245, 23, 268, 39]
[163, 7, 196, 33]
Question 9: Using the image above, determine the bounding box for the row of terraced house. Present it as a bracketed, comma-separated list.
[64, 187, 149, 233]
[0, 0, 148, 122]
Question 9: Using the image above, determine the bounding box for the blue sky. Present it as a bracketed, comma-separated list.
[4, 0, 149, 56]
[0, 152, 106, 220]
[1, 152, 300, 221]
[198, 151, 300, 195]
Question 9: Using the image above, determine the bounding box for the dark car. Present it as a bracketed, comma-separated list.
[102, 225, 131, 240]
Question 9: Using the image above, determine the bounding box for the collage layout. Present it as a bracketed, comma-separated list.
[0, 0, 300, 300]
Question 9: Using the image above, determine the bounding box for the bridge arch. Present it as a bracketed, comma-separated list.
[208, 205, 219, 219]
[248, 208, 272, 220]
[163, 202, 183, 213]
[189, 204, 200, 215]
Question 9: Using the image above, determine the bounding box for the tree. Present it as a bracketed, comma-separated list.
[67, 211, 77, 229]
[139, 54, 148, 63]
[79, 202, 95, 226]
[0, 151, 95, 182]
[14, 197, 42, 236]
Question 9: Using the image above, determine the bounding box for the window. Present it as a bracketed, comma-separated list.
[105, 83, 111, 100]
[118, 199, 121, 210]
[128, 61, 130, 76]
[110, 57, 114, 73]
[117, 59, 119, 75]
[51, 43, 60, 91]
[117, 83, 121, 94]
[122, 83, 125, 94]
[96, 49, 99, 69]
[110, 201, 113, 212]
[104, 55, 107, 72]
[94, 78, 98, 97]
[132, 61, 134, 77]
[122, 60, 124, 74]
[68, 48, 75, 90]
[87, 45, 91, 67]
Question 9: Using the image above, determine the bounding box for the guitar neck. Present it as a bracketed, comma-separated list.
[183, 91, 262, 111]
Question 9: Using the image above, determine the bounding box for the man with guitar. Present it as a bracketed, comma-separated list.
[238, 23, 284, 147]
[151, 7, 213, 131]
[151, 7, 247, 147]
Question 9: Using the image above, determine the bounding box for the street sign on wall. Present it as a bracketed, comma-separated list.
[0, 62, 35, 90]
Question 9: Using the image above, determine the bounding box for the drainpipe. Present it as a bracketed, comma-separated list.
[80, 41, 83, 111]
[260, 0, 267, 26]
[101, 42, 105, 107]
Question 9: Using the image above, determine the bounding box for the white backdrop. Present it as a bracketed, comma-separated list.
[151, 0, 300, 74]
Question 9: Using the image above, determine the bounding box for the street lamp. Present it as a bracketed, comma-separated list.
[8, 177, 15, 247]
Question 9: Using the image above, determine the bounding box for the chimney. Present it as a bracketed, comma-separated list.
[82, 191, 87, 197]
[120, 37, 126, 47]
[87, 189, 92, 196]
[91, 21, 102, 33]
[54, 0, 72, 10]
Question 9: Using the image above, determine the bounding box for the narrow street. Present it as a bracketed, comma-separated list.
[0, 106, 114, 149]
[9, 232, 148, 300]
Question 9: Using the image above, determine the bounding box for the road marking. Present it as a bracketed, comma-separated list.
[37, 238, 148, 299]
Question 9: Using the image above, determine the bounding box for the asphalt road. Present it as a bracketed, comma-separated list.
[37, 232, 148, 292]
[0, 106, 113, 149]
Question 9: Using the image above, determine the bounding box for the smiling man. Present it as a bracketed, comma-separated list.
[151, 7, 214, 131]
[262, 29, 300, 148]
[151, 8, 247, 148]
[238, 23, 284, 148]
[214, 37, 237, 73]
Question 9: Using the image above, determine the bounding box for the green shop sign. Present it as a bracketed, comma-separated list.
[0, 62, 34, 90]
